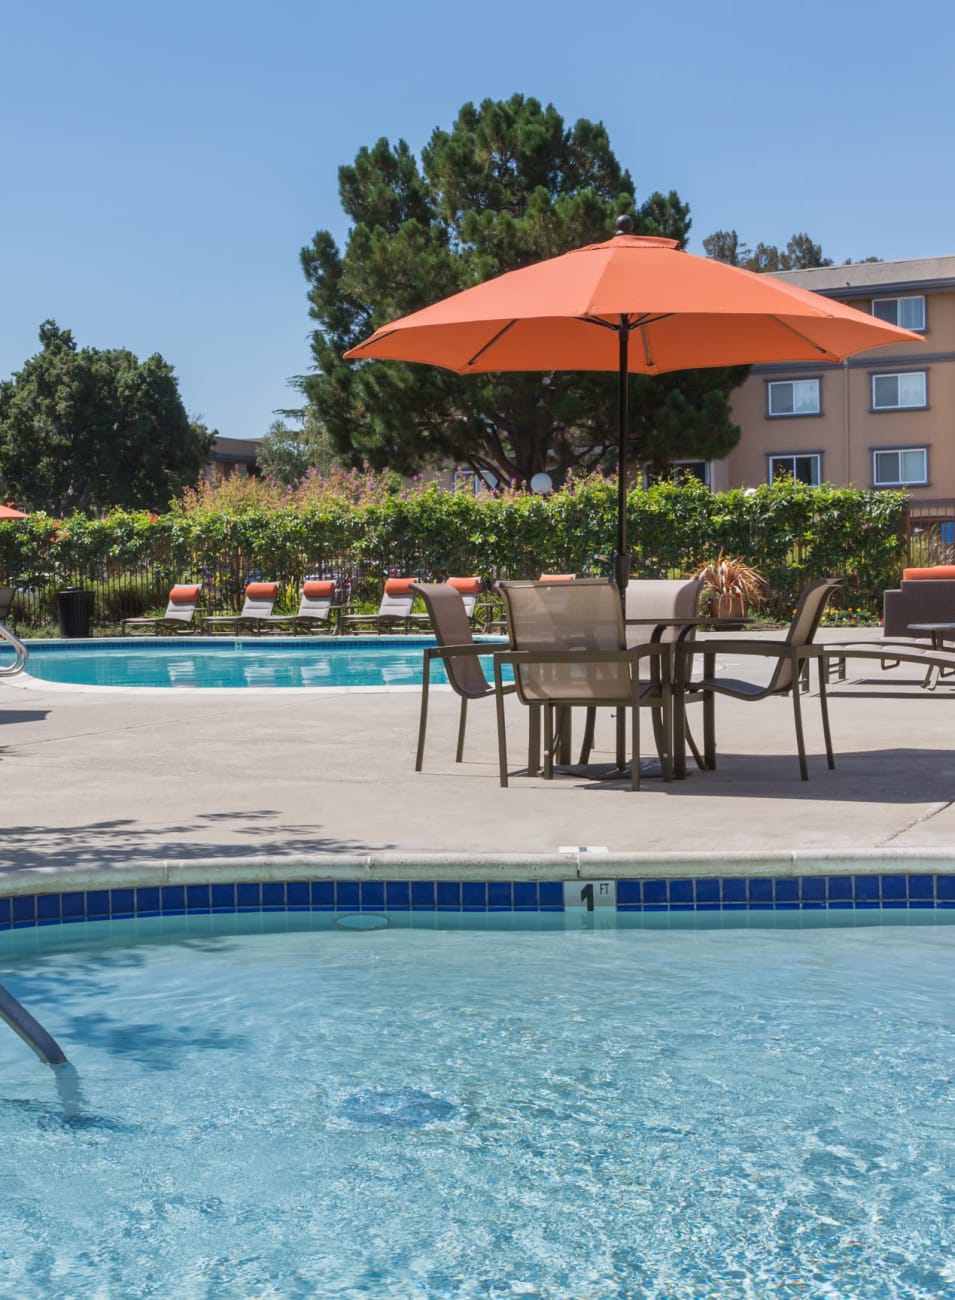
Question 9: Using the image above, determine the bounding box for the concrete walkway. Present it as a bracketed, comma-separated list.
[2, 629, 954, 888]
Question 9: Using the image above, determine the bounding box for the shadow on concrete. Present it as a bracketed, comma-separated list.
[561, 748, 955, 805]
[0, 813, 390, 872]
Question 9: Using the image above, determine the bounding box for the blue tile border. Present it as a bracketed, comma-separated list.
[1, 873, 955, 931]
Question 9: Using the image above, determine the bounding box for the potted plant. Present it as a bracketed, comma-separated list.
[693, 551, 766, 624]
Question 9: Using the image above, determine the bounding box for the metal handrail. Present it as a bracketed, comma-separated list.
[0, 622, 28, 676]
[0, 983, 67, 1066]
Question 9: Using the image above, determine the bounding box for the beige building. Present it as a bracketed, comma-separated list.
[710, 255, 955, 501]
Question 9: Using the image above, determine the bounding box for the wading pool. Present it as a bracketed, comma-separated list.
[2, 899, 954, 1298]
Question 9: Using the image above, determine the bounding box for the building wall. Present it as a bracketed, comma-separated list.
[720, 257, 955, 499]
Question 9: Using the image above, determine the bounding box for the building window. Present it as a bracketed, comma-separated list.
[872, 295, 926, 331]
[769, 454, 821, 486]
[767, 378, 820, 416]
[872, 371, 927, 410]
[872, 448, 928, 487]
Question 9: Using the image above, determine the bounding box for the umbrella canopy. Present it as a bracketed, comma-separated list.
[344, 220, 923, 583]
[0, 506, 28, 520]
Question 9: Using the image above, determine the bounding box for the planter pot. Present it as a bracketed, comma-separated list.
[706, 592, 747, 629]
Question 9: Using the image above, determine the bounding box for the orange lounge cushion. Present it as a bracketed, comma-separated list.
[447, 576, 480, 594]
[169, 584, 201, 604]
[302, 580, 335, 598]
[383, 578, 416, 596]
[539, 573, 576, 581]
[902, 566, 955, 581]
[246, 582, 279, 600]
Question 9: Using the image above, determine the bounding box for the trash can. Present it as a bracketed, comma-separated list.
[57, 587, 93, 638]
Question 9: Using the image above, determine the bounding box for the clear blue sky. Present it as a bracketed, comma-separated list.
[3, 0, 952, 442]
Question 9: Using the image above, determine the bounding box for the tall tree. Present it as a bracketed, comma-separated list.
[302, 94, 746, 486]
[703, 229, 838, 271]
[0, 321, 213, 514]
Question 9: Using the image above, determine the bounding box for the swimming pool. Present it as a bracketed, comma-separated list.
[2, 904, 953, 1298]
[3, 636, 506, 689]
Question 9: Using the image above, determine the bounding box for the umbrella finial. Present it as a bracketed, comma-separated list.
[615, 214, 634, 236]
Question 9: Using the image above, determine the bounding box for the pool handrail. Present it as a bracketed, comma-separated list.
[0, 622, 28, 676]
[0, 982, 68, 1066]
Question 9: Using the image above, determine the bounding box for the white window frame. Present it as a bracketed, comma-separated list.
[767, 378, 821, 417]
[871, 371, 927, 411]
[768, 453, 822, 486]
[872, 447, 928, 488]
[872, 295, 926, 331]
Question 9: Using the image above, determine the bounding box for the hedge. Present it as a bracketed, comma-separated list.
[0, 475, 908, 630]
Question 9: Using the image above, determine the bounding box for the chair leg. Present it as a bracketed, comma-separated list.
[818, 660, 835, 770]
[493, 665, 510, 787]
[542, 707, 556, 779]
[684, 719, 705, 771]
[791, 681, 809, 781]
[578, 708, 597, 763]
[630, 692, 640, 790]
[527, 704, 541, 777]
[415, 659, 431, 771]
[455, 696, 468, 763]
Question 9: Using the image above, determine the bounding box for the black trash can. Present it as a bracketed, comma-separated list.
[57, 587, 93, 638]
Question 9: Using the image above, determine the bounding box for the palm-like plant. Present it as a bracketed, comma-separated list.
[693, 550, 767, 616]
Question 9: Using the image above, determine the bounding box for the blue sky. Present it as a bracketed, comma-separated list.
[3, 0, 952, 442]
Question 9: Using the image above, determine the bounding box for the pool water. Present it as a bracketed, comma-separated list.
[1, 911, 954, 1298]
[6, 637, 506, 689]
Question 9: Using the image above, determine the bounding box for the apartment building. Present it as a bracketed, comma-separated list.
[709, 255, 955, 499]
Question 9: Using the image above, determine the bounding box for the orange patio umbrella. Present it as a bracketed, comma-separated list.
[0, 506, 28, 520]
[345, 217, 922, 585]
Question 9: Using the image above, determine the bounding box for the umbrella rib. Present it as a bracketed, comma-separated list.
[466, 320, 519, 368]
[769, 316, 841, 360]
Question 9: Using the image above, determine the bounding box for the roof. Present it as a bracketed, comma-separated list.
[772, 255, 955, 301]
[212, 436, 262, 464]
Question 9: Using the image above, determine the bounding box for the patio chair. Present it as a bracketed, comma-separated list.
[122, 584, 202, 636]
[676, 577, 842, 781]
[339, 578, 428, 634]
[445, 576, 481, 620]
[410, 582, 517, 770]
[256, 580, 340, 634]
[200, 582, 280, 635]
[577, 577, 705, 768]
[493, 578, 670, 790]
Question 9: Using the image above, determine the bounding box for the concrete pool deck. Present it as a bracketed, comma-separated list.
[1, 628, 954, 889]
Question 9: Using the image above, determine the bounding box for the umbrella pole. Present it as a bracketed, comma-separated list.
[613, 324, 630, 591]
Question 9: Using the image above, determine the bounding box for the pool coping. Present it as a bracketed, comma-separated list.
[2, 847, 955, 899]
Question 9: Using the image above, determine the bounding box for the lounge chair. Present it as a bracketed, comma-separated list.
[676, 577, 842, 781]
[339, 578, 428, 634]
[200, 582, 279, 635]
[256, 580, 340, 634]
[0, 586, 16, 631]
[122, 584, 201, 636]
[445, 576, 481, 619]
[410, 582, 516, 769]
[493, 578, 670, 790]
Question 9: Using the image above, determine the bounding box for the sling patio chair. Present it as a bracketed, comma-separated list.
[256, 580, 340, 634]
[410, 582, 517, 771]
[200, 582, 280, 635]
[339, 578, 429, 634]
[493, 578, 670, 790]
[675, 577, 842, 781]
[122, 584, 202, 636]
[577, 576, 706, 771]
